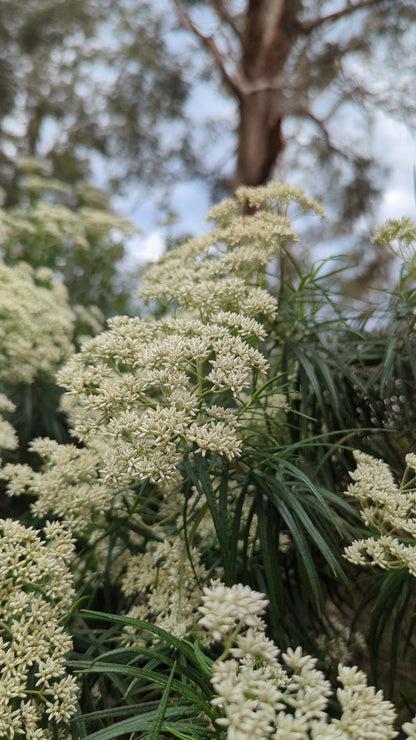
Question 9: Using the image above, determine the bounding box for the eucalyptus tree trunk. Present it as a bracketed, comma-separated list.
[232, 0, 302, 190]
[174, 0, 388, 192]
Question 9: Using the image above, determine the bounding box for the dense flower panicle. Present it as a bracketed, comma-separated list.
[56, 311, 265, 489]
[138, 182, 310, 321]
[211, 660, 283, 740]
[205, 182, 325, 230]
[198, 581, 401, 740]
[334, 665, 397, 739]
[403, 718, 416, 738]
[344, 451, 416, 575]
[233, 183, 326, 219]
[140, 263, 278, 322]
[215, 311, 267, 339]
[282, 647, 332, 720]
[0, 519, 78, 736]
[0, 183, 134, 255]
[345, 535, 416, 576]
[346, 451, 410, 531]
[0, 259, 74, 385]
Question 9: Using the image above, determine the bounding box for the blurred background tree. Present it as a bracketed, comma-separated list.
[172, 0, 416, 292]
[0, 156, 136, 317]
[1, 1, 415, 239]
[0, 0, 192, 204]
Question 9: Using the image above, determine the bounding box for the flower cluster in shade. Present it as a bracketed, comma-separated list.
[344, 451, 416, 576]
[198, 580, 413, 740]
[121, 536, 208, 640]
[0, 394, 17, 463]
[0, 519, 78, 739]
[0, 258, 74, 386]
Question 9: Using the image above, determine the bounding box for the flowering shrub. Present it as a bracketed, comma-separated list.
[1, 184, 416, 736]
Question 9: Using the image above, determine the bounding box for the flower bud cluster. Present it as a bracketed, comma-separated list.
[1, 437, 114, 533]
[198, 581, 400, 739]
[0, 394, 17, 462]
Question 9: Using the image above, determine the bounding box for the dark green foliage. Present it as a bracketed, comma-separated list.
[70, 612, 219, 739]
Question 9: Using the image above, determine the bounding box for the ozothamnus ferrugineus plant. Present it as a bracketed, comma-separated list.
[2, 184, 416, 737]
[0, 519, 78, 738]
[197, 580, 402, 739]
[54, 184, 322, 491]
[2, 183, 323, 531]
[0, 183, 325, 656]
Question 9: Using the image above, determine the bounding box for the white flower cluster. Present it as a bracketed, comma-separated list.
[372, 216, 416, 270]
[0, 519, 78, 738]
[198, 581, 403, 739]
[0, 259, 74, 385]
[0, 394, 17, 462]
[121, 537, 208, 639]
[56, 313, 264, 489]
[1, 437, 114, 533]
[199, 580, 269, 641]
[139, 182, 322, 322]
[344, 451, 416, 576]
[0, 177, 134, 253]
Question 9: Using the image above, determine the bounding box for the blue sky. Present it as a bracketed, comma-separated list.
[120, 107, 416, 267]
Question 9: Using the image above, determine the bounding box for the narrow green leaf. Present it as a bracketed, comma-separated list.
[77, 661, 212, 716]
[83, 705, 196, 740]
[182, 454, 232, 583]
[146, 662, 176, 740]
[81, 610, 195, 661]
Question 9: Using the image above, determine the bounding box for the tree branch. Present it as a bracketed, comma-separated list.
[301, 0, 386, 34]
[172, 0, 242, 98]
[207, 0, 242, 41]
